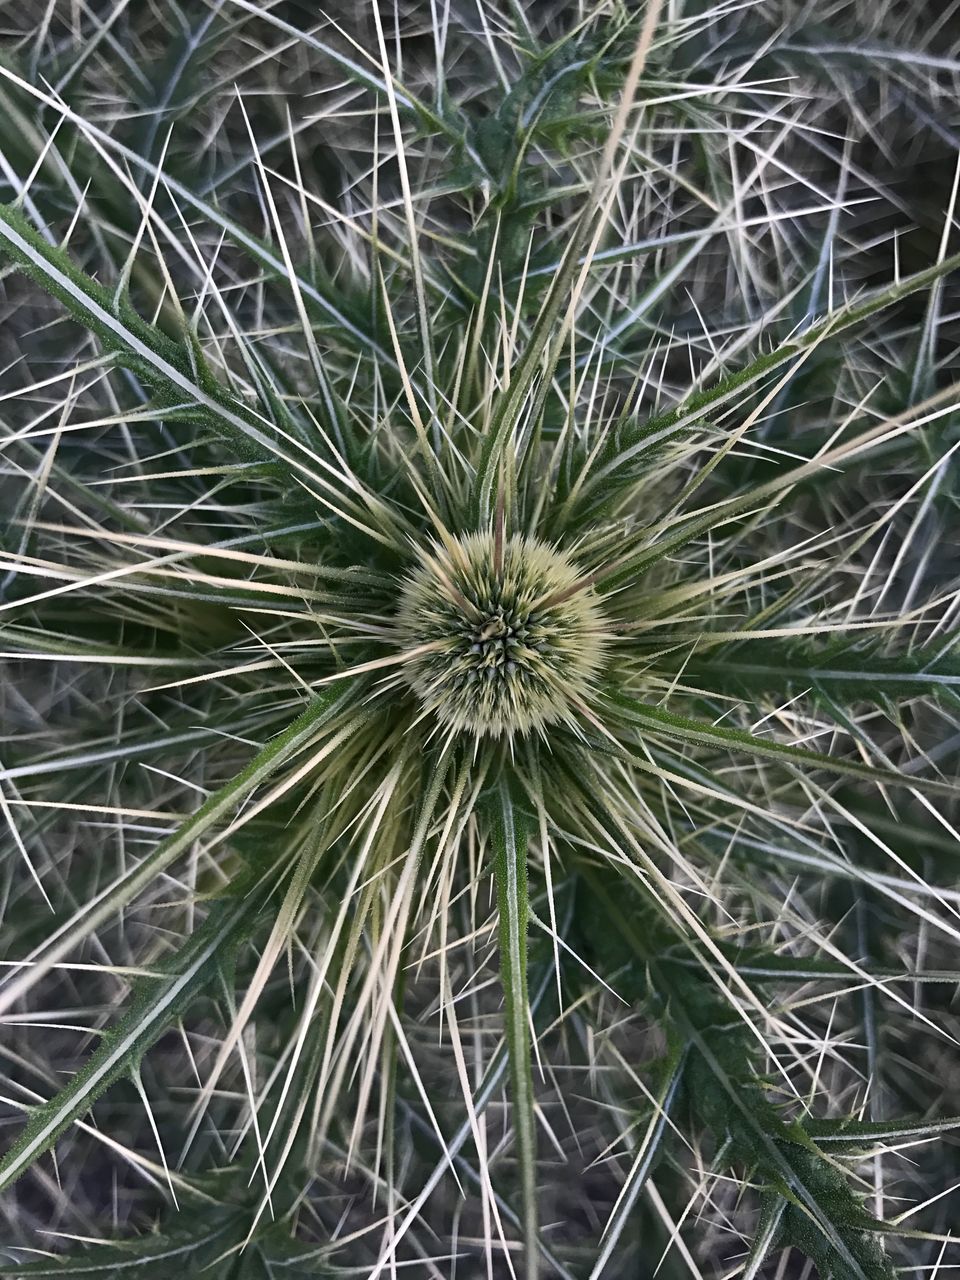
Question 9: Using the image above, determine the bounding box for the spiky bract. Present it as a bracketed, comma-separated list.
[396, 531, 606, 739]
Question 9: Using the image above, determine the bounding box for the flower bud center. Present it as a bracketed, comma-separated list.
[396, 531, 606, 739]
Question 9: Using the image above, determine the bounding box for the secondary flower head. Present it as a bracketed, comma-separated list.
[396, 529, 607, 739]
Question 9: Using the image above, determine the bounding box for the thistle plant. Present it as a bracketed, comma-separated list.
[1, 1, 960, 1277]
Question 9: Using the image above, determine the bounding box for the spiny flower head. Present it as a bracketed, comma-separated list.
[396, 530, 607, 739]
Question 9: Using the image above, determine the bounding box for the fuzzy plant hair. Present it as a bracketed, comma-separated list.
[1, 0, 959, 1277]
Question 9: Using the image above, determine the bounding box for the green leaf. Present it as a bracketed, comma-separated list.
[490, 782, 539, 1280]
[0, 203, 285, 468]
[0, 1213, 239, 1275]
[471, 219, 589, 525]
[472, 15, 662, 526]
[0, 204, 402, 535]
[575, 246, 960, 518]
[0, 863, 279, 1192]
[605, 689, 956, 797]
[223, 0, 475, 155]
[580, 870, 896, 1280]
[803, 1115, 960, 1148]
[0, 62, 404, 368]
[742, 1198, 787, 1280]
[0, 682, 356, 1019]
[674, 977, 894, 1279]
[684, 641, 960, 701]
[588, 1051, 685, 1279]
